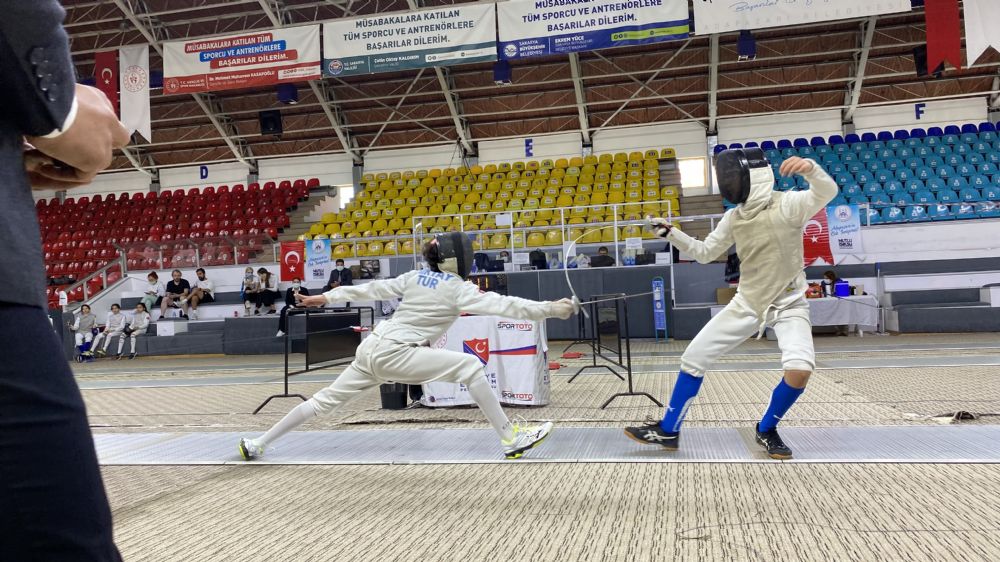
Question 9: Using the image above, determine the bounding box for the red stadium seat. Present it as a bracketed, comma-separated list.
[307, 178, 320, 188]
[249, 182, 261, 191]
[263, 181, 277, 191]
[204, 186, 216, 196]
[279, 180, 292, 190]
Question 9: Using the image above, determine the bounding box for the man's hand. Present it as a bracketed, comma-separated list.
[295, 293, 329, 308]
[548, 298, 577, 320]
[26, 84, 130, 187]
[645, 216, 673, 238]
[779, 157, 814, 177]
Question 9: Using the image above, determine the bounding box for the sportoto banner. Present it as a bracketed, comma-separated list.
[498, 0, 689, 60]
[163, 25, 321, 94]
[322, 5, 496, 76]
[692, 0, 912, 35]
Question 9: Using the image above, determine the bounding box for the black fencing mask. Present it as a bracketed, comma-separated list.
[434, 231, 475, 279]
[715, 147, 771, 205]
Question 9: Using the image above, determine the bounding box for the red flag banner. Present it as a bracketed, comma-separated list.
[280, 241, 305, 282]
[93, 50, 119, 116]
[925, 0, 962, 71]
[803, 210, 833, 267]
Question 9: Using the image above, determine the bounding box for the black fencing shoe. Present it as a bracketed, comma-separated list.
[624, 424, 679, 451]
[755, 423, 793, 460]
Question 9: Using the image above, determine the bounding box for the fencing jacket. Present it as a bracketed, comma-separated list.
[666, 160, 837, 319]
[104, 311, 126, 332]
[129, 311, 151, 333]
[323, 269, 558, 346]
[72, 312, 97, 332]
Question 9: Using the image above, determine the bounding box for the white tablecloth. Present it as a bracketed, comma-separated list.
[809, 296, 879, 328]
[421, 316, 549, 407]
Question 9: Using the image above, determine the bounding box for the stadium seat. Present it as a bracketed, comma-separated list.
[928, 203, 954, 221]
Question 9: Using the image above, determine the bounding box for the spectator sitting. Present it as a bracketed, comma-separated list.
[188, 267, 214, 320]
[69, 304, 97, 358]
[160, 269, 190, 319]
[276, 277, 310, 338]
[240, 266, 259, 317]
[590, 246, 616, 268]
[322, 259, 353, 292]
[118, 303, 151, 359]
[821, 270, 844, 297]
[92, 303, 126, 358]
[141, 271, 164, 315]
[254, 268, 279, 315]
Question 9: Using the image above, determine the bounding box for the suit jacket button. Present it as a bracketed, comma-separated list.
[47, 91, 58, 103]
[29, 47, 46, 65]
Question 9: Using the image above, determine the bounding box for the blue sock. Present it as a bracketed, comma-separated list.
[759, 379, 805, 432]
[659, 371, 703, 433]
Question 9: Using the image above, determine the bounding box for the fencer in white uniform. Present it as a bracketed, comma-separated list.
[119, 303, 150, 359]
[70, 305, 97, 355]
[626, 151, 837, 459]
[239, 232, 578, 461]
[92, 304, 126, 357]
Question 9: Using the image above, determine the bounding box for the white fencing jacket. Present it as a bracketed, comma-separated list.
[104, 311, 126, 332]
[666, 160, 838, 319]
[323, 269, 559, 346]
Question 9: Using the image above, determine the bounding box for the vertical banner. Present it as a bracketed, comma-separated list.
[280, 241, 305, 282]
[323, 5, 496, 76]
[498, 0, 689, 60]
[651, 277, 667, 335]
[93, 50, 119, 116]
[305, 238, 331, 282]
[925, 0, 963, 71]
[163, 25, 321, 94]
[692, 0, 911, 35]
[963, 0, 1000, 65]
[119, 45, 151, 141]
[827, 204, 865, 259]
[803, 209, 834, 267]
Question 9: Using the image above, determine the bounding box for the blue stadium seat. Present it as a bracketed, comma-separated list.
[960, 133, 978, 145]
[944, 125, 961, 135]
[863, 183, 883, 197]
[925, 155, 944, 169]
[903, 157, 922, 170]
[943, 134, 960, 145]
[928, 203, 954, 221]
[869, 140, 885, 151]
[955, 143, 973, 156]
[867, 160, 886, 173]
[893, 193, 914, 206]
[834, 173, 853, 187]
[856, 171, 875, 185]
[897, 168, 915, 182]
[894, 129, 909, 140]
[937, 165, 956, 179]
[810, 136, 826, 147]
[883, 206, 905, 223]
[959, 187, 983, 202]
[792, 138, 808, 148]
[744, 141, 759, 148]
[778, 177, 796, 191]
[957, 163, 976, 177]
[906, 204, 929, 222]
[988, 152, 1000, 165]
[933, 144, 953, 156]
[714, 145, 728, 154]
[833, 143, 850, 155]
[877, 148, 895, 159]
[859, 150, 877, 163]
[978, 201, 1000, 218]
[876, 131, 892, 142]
[849, 195, 869, 206]
[914, 190, 935, 204]
[845, 133, 861, 144]
[926, 135, 941, 147]
[843, 184, 863, 197]
[927, 126, 945, 137]
[729, 142, 743, 149]
[829, 162, 847, 174]
[815, 145, 832, 156]
[887, 139, 904, 150]
[860, 132, 876, 143]
[851, 143, 869, 153]
[897, 147, 914, 159]
[978, 163, 998, 175]
[969, 174, 991, 189]
[904, 137, 922, 148]
[961, 124, 978, 134]
[866, 207, 883, 225]
[875, 170, 895, 184]
[848, 161, 865, 174]
[956, 202, 978, 219]
[911, 128, 927, 138]
[947, 177, 968, 191]
[981, 129, 997, 142]
[938, 189, 959, 203]
[829, 194, 848, 206]
[829, 135, 845, 145]
[915, 166, 935, 181]
[870, 192, 892, 207]
[885, 180, 905, 196]
[926, 177, 947, 191]
[967, 153, 986, 166]
[765, 149, 782, 161]
[820, 152, 840, 164]
[979, 122, 997, 133]
[945, 154, 965, 167]
[916, 146, 932, 158]
[777, 139, 793, 149]
[797, 146, 815, 157]
[974, 141, 992, 153]
[883, 157, 903, 171]
[761, 140, 777, 150]
[983, 185, 1000, 201]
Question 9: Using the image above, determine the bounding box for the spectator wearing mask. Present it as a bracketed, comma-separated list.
[590, 246, 616, 268]
[118, 302, 150, 359]
[322, 259, 353, 292]
[69, 304, 97, 357]
[276, 277, 310, 338]
[188, 267, 214, 320]
[254, 268, 279, 315]
[141, 271, 164, 316]
[92, 304, 126, 358]
[240, 266, 259, 317]
[160, 269, 190, 319]
[821, 270, 844, 297]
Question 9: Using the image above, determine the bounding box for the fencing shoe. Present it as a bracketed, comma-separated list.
[502, 421, 553, 459]
[238, 438, 265, 461]
[623, 423, 680, 451]
[755, 423, 792, 460]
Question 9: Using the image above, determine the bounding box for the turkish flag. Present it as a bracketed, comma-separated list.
[802, 210, 833, 267]
[280, 241, 305, 282]
[93, 50, 119, 116]
[925, 0, 963, 71]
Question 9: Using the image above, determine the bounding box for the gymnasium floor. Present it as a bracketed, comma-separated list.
[76, 333, 1000, 561]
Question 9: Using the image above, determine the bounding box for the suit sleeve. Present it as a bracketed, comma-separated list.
[323, 273, 409, 304]
[342, 269, 353, 285]
[454, 282, 554, 321]
[0, 0, 76, 136]
[665, 212, 735, 264]
[780, 160, 839, 226]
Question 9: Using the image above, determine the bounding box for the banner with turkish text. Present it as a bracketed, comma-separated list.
[963, 0, 1000, 65]
[323, 5, 495, 76]
[305, 238, 331, 283]
[826, 204, 865, 258]
[498, 0, 689, 60]
[163, 25, 321, 94]
[692, 0, 911, 35]
[93, 50, 118, 116]
[280, 241, 305, 282]
[119, 45, 151, 141]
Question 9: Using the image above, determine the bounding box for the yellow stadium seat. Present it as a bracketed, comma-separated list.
[473, 182, 486, 192]
[487, 181, 502, 192]
[527, 231, 546, 247]
[420, 178, 434, 188]
[583, 229, 602, 244]
[476, 201, 491, 212]
[584, 155, 599, 166]
[522, 170, 535, 179]
[492, 173, 505, 181]
[563, 176, 578, 187]
[591, 192, 608, 205]
[397, 207, 412, 219]
[526, 161, 539, 170]
[388, 172, 401, 180]
[660, 148, 676, 159]
[643, 150, 658, 159]
[458, 183, 471, 193]
[524, 198, 540, 210]
[362, 173, 375, 182]
[444, 185, 457, 195]
[556, 195, 573, 207]
[545, 230, 562, 245]
[569, 156, 584, 167]
[366, 241, 383, 255]
[508, 199, 524, 211]
[461, 203, 475, 213]
[573, 194, 590, 206]
[554, 158, 568, 169]
[333, 244, 352, 259]
[508, 170, 521, 180]
[501, 181, 515, 191]
[511, 231, 525, 248]
[529, 187, 543, 198]
[324, 223, 341, 236]
[662, 186, 679, 199]
[532, 220, 549, 227]
[512, 161, 525, 171]
[627, 152, 643, 162]
[321, 212, 337, 224]
[482, 192, 496, 202]
[368, 210, 382, 220]
[608, 192, 625, 204]
[483, 164, 497, 174]
[490, 233, 508, 249]
[456, 166, 469, 176]
[492, 201, 506, 211]
[434, 177, 448, 187]
[570, 206, 587, 218]
[601, 228, 618, 242]
[540, 159, 554, 169]
[444, 203, 460, 215]
[498, 162, 511, 172]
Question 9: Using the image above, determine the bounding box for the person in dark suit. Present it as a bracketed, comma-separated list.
[0, 3, 129, 560]
[322, 258, 353, 307]
[590, 246, 616, 268]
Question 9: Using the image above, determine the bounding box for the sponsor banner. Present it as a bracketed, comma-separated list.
[692, 0, 911, 35]
[964, 0, 1000, 65]
[827, 204, 865, 258]
[120, 45, 151, 142]
[423, 316, 549, 407]
[652, 277, 667, 332]
[163, 25, 321, 94]
[306, 238, 331, 282]
[322, 5, 496, 76]
[93, 51, 118, 116]
[803, 209, 834, 267]
[280, 241, 306, 282]
[498, 0, 689, 60]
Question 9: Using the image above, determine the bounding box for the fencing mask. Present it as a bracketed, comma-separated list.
[429, 232, 475, 279]
[714, 147, 773, 205]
